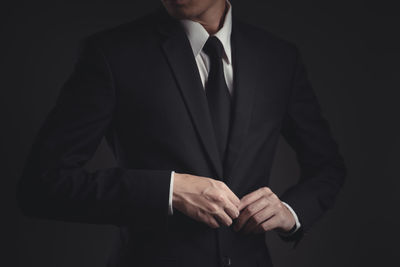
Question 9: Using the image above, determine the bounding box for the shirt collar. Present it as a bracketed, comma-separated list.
[179, 0, 232, 64]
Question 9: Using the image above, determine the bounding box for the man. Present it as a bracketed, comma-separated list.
[17, 0, 346, 266]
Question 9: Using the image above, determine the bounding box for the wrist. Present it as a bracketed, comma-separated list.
[172, 172, 185, 208]
[281, 202, 301, 233]
[282, 205, 296, 232]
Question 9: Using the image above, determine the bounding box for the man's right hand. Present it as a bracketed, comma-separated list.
[172, 173, 240, 228]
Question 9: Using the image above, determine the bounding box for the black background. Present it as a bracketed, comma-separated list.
[3, 0, 399, 266]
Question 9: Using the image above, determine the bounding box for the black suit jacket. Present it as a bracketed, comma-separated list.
[17, 7, 346, 267]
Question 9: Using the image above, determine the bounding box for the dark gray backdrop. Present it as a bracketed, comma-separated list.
[2, 0, 399, 266]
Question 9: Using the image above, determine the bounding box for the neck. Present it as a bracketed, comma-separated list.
[192, 1, 227, 35]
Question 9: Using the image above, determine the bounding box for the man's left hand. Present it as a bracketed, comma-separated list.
[233, 187, 295, 234]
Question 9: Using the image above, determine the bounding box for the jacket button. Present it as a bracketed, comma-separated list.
[222, 256, 231, 266]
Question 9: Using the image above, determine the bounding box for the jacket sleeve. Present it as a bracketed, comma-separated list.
[279, 45, 347, 241]
[16, 37, 172, 228]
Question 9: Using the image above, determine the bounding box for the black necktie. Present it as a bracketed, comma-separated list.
[203, 36, 232, 162]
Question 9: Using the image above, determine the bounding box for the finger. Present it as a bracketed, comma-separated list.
[223, 200, 240, 219]
[253, 215, 280, 234]
[197, 210, 220, 228]
[234, 197, 269, 231]
[242, 206, 275, 234]
[221, 184, 241, 207]
[239, 187, 272, 211]
[213, 210, 233, 227]
[207, 215, 220, 228]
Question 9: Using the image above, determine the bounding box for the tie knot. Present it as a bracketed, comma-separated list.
[203, 36, 224, 59]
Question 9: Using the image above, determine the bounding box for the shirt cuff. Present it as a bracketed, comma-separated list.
[281, 202, 301, 235]
[168, 171, 175, 215]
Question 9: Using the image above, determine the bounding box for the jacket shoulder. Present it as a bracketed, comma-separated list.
[81, 9, 163, 52]
[233, 18, 298, 54]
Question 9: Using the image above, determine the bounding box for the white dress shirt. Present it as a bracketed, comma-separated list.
[167, 1, 301, 234]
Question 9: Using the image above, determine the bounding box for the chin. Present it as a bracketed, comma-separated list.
[162, 0, 200, 20]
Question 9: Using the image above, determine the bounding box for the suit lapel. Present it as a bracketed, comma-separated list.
[223, 18, 257, 179]
[157, 10, 224, 179]
[156, 9, 258, 180]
